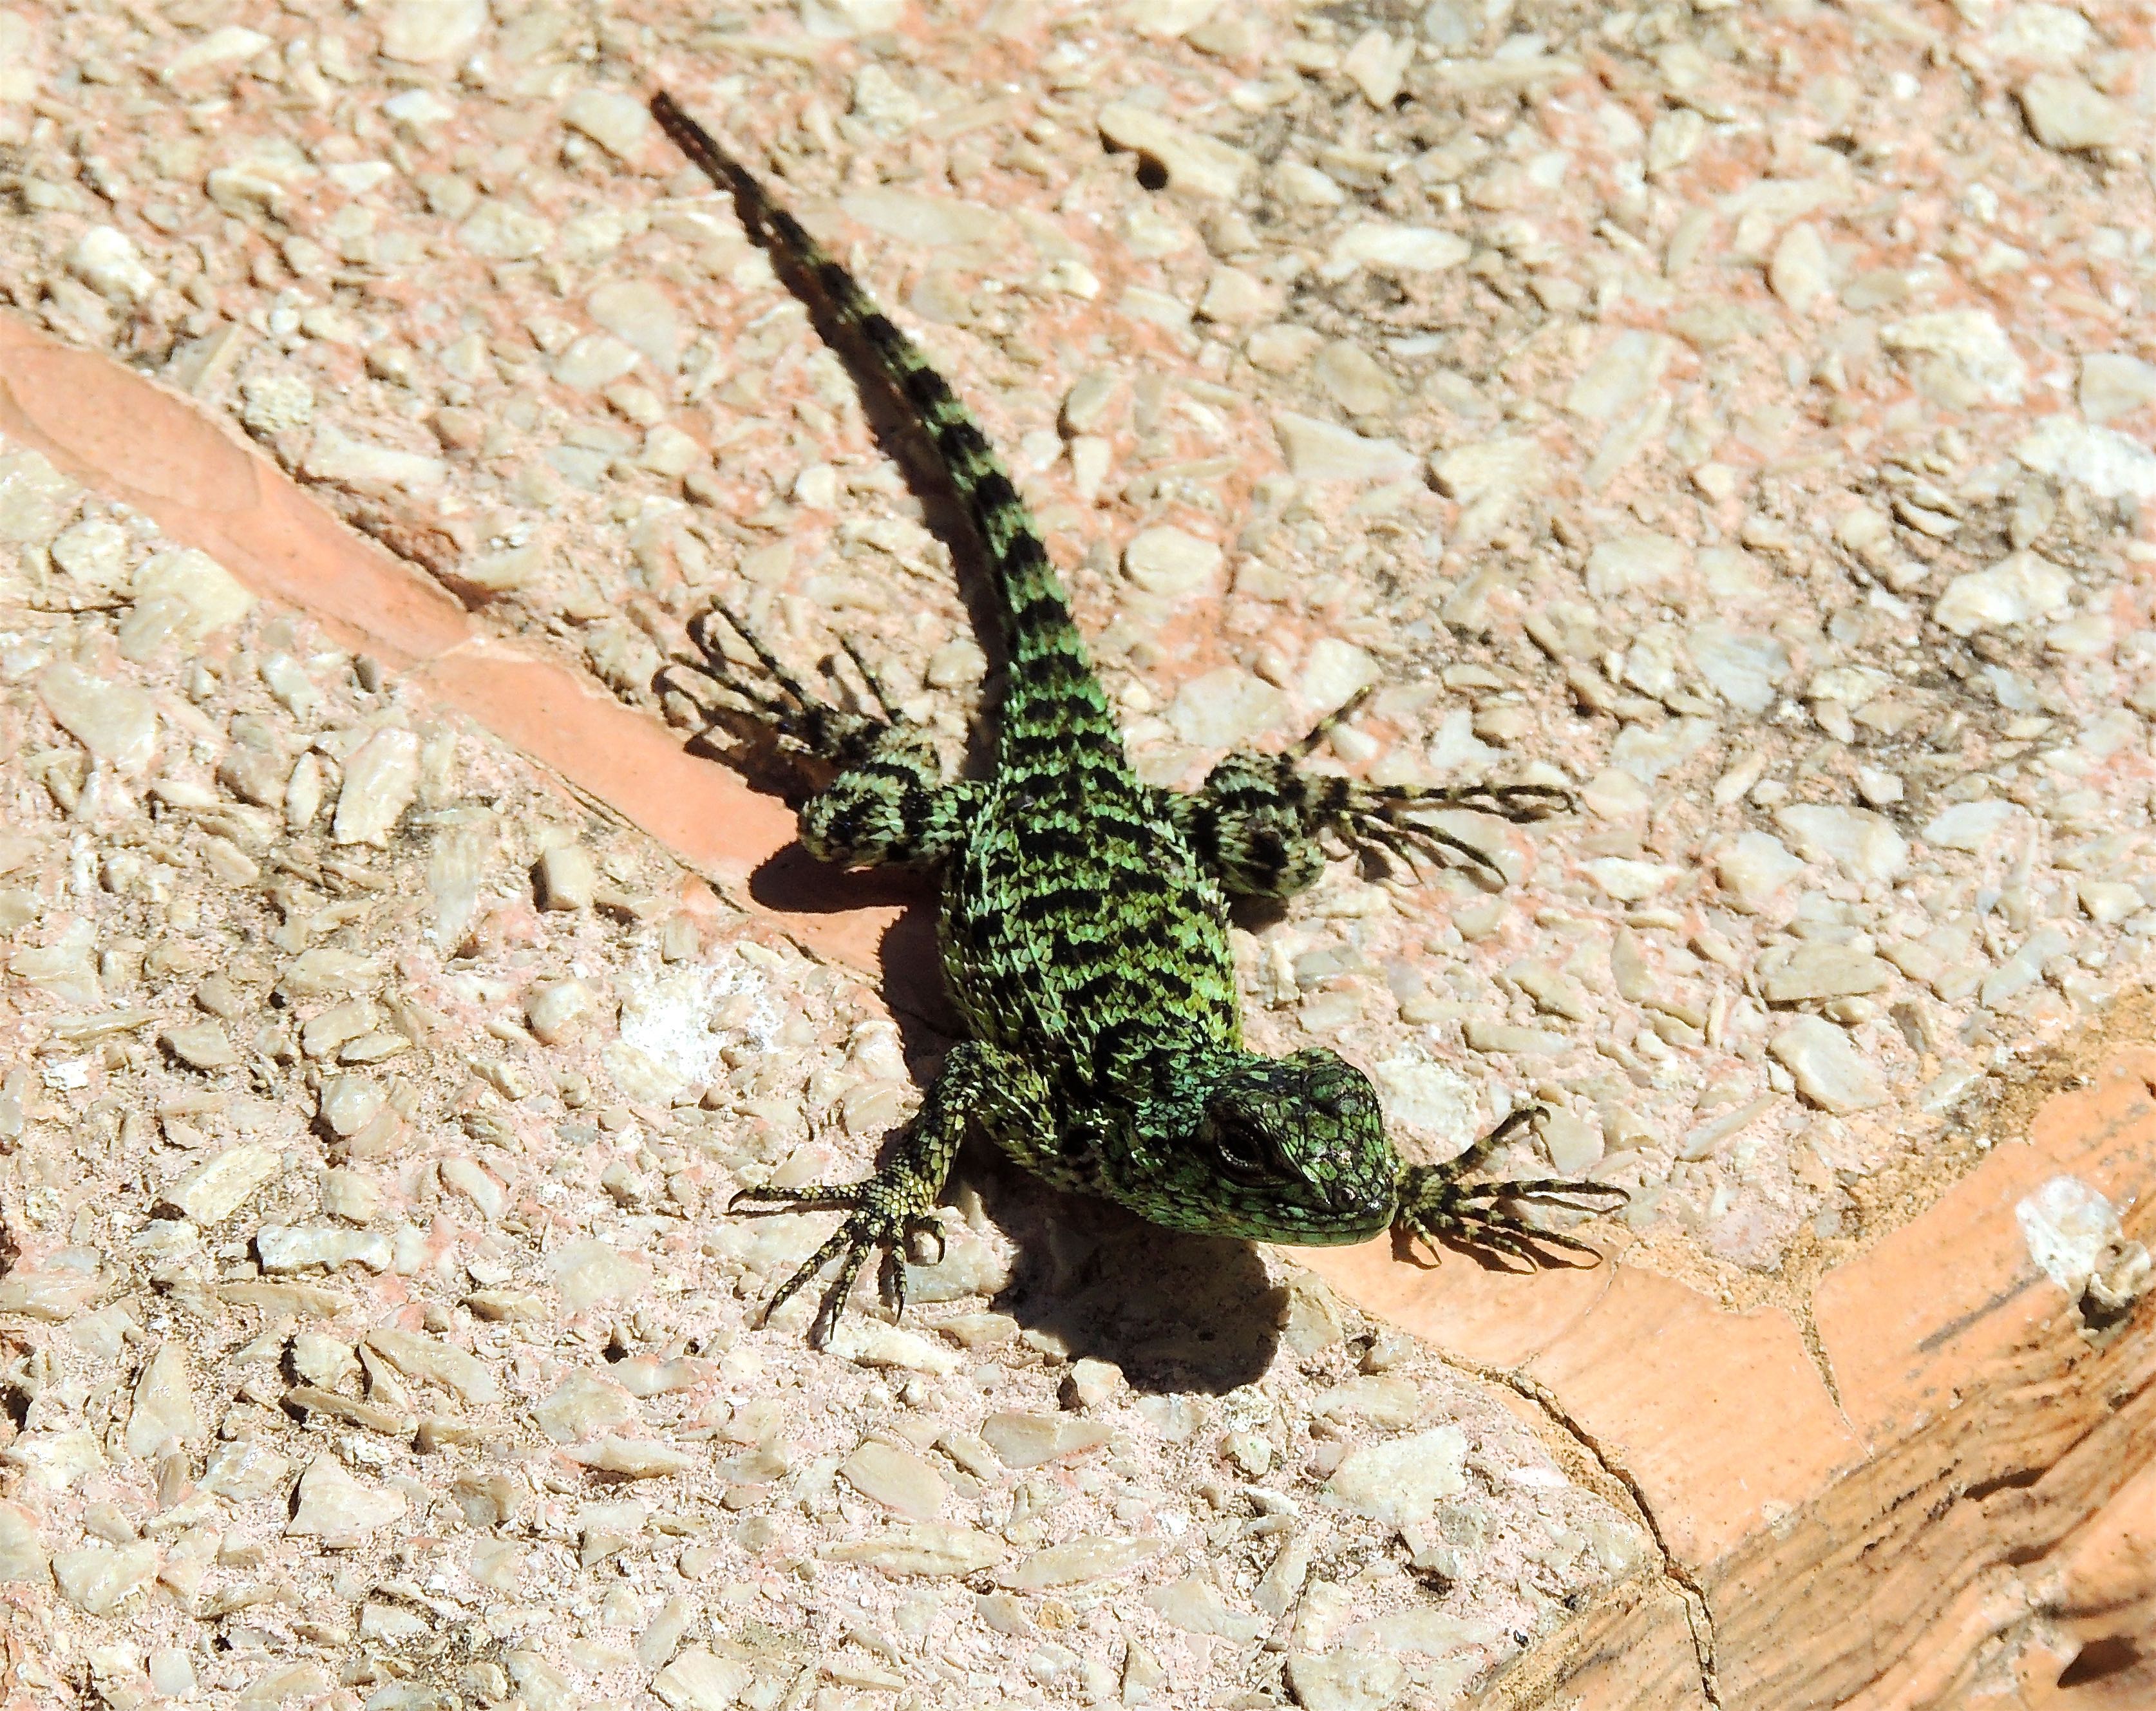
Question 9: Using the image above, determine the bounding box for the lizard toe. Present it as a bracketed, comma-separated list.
[1394, 1108, 1627, 1272]
[746, 1173, 948, 1347]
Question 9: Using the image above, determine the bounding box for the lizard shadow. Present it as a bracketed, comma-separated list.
[1392, 1225, 1612, 1275]
[956, 1142, 1288, 1395]
[674, 719, 968, 1052]
[676, 154, 1036, 743]
[745, 844, 970, 1049]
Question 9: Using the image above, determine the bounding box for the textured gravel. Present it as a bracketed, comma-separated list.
[2, 0, 2155, 1706]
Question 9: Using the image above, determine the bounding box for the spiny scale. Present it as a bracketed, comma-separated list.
[652, 91, 1622, 1347]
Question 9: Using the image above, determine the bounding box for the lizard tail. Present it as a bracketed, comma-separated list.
[652, 91, 1116, 749]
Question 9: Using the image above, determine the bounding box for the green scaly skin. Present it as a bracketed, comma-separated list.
[652, 93, 1625, 1347]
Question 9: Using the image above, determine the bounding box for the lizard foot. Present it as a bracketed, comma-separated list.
[1335, 780, 1573, 884]
[730, 1173, 947, 1348]
[673, 605, 898, 766]
[1301, 693, 1571, 885]
[1393, 1106, 1627, 1268]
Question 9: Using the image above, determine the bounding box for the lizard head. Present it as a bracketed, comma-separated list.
[1151, 1047, 1397, 1243]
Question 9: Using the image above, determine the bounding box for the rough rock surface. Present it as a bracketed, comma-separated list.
[2, 0, 2155, 1705]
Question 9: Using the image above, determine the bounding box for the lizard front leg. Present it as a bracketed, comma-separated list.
[1394, 1106, 1627, 1265]
[732, 1042, 1048, 1345]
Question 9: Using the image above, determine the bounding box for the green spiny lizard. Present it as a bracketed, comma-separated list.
[652, 91, 1623, 1346]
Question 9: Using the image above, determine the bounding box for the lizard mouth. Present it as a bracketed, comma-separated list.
[1265, 1200, 1395, 1245]
[1235, 1178, 1395, 1245]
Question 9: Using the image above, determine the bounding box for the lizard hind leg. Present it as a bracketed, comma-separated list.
[1394, 1105, 1629, 1268]
[676, 607, 976, 868]
[676, 604, 889, 766]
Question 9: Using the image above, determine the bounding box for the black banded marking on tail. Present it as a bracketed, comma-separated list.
[651, 90, 1123, 750]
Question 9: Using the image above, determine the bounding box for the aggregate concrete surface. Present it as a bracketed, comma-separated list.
[1, 1, 2155, 1707]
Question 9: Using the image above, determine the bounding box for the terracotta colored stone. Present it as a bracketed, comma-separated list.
[1506, 1055, 2156, 1710]
[1815, 1055, 2156, 1445]
[1527, 1269, 1864, 1571]
[0, 326, 468, 670]
[1305, 1239, 1865, 1571]
[1294, 1227, 1616, 1372]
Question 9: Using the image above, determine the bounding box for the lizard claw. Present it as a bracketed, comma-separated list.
[1392, 1106, 1627, 1271]
[1304, 767, 1572, 887]
[730, 1177, 945, 1347]
[671, 605, 896, 766]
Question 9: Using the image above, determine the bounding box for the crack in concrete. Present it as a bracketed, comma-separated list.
[1792, 1290, 1848, 1417]
[1462, 1358, 1724, 1710]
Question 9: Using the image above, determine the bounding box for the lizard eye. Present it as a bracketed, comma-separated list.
[1211, 1123, 1276, 1187]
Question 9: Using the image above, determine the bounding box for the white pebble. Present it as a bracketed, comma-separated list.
[2018, 73, 2124, 152]
[2016, 1176, 2138, 1301]
[1933, 552, 2074, 636]
[39, 660, 158, 772]
[1272, 413, 1416, 483]
[536, 843, 598, 911]
[1773, 804, 1908, 884]
[304, 426, 446, 496]
[53, 1541, 158, 1616]
[161, 25, 271, 81]
[1585, 531, 1688, 598]
[287, 1456, 408, 1547]
[0, 447, 81, 547]
[1881, 309, 2026, 406]
[1768, 1016, 1887, 1114]
[1325, 222, 1470, 276]
[331, 728, 422, 846]
[257, 1222, 393, 1272]
[67, 226, 158, 305]
[2080, 352, 2156, 425]
[1166, 666, 1290, 746]
[459, 200, 553, 261]
[50, 517, 132, 591]
[2013, 417, 2156, 505]
[1327, 1426, 1467, 1527]
[134, 547, 254, 641]
[1714, 831, 1805, 913]
[1095, 103, 1251, 199]
[1922, 799, 2021, 853]
[378, 0, 489, 64]
[1123, 526, 1222, 598]
[527, 978, 596, 1045]
[563, 89, 656, 162]
[155, 1143, 281, 1226]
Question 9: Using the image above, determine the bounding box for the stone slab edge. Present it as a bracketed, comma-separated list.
[0, 311, 893, 979]
[1301, 1055, 2156, 1708]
